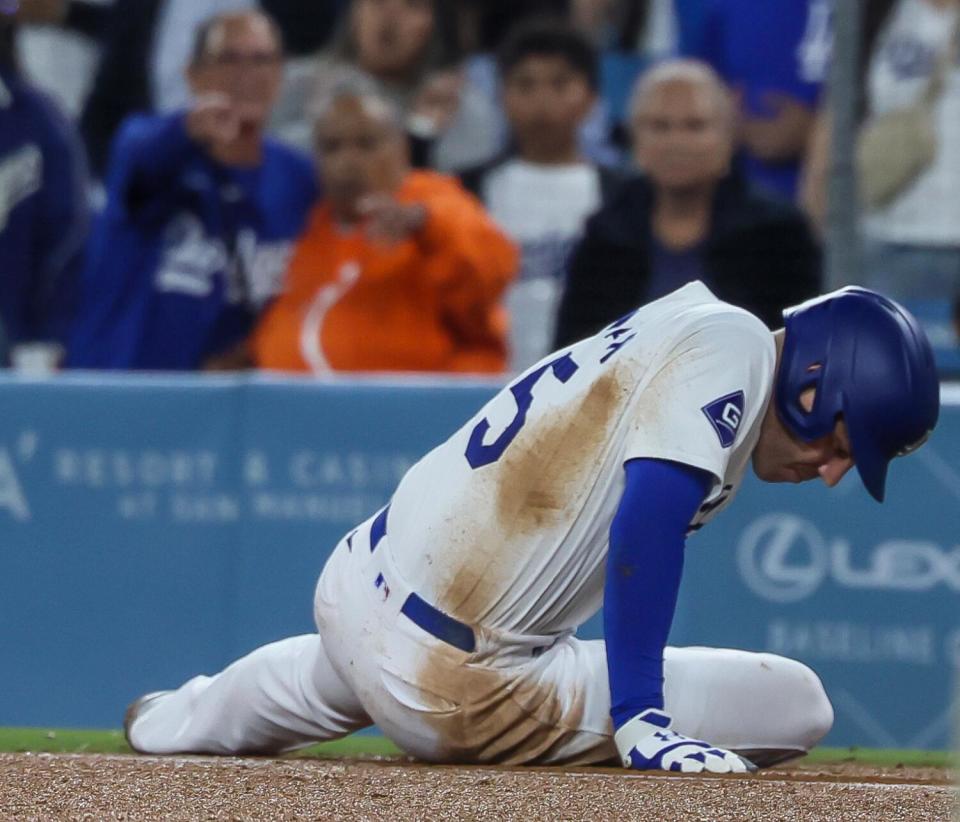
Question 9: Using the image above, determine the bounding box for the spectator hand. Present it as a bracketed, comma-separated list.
[358, 194, 427, 245]
[739, 92, 814, 163]
[10, 342, 63, 373]
[571, 0, 615, 43]
[186, 94, 243, 150]
[615, 709, 756, 774]
[13, 0, 66, 25]
[201, 340, 253, 371]
[408, 68, 464, 139]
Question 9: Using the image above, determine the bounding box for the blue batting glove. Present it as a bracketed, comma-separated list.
[614, 709, 756, 774]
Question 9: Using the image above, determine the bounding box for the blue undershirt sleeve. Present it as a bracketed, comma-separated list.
[605, 458, 713, 730]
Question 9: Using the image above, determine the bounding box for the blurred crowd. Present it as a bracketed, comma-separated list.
[1, 0, 958, 376]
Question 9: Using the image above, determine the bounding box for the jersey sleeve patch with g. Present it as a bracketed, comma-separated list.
[701, 391, 745, 448]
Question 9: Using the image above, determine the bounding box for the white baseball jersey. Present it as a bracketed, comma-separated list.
[387, 282, 777, 636]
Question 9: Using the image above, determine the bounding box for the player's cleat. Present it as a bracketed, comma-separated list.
[123, 690, 172, 753]
[615, 708, 757, 774]
[733, 747, 806, 769]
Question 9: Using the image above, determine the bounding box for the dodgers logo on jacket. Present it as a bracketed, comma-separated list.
[702, 391, 745, 448]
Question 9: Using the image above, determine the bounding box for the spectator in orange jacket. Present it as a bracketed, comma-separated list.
[253, 83, 518, 374]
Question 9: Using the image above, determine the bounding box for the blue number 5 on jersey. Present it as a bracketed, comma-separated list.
[464, 353, 579, 469]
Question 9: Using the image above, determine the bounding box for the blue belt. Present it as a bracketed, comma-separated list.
[364, 505, 477, 654]
[400, 592, 476, 653]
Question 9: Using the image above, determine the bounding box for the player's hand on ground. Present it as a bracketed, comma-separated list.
[615, 709, 756, 774]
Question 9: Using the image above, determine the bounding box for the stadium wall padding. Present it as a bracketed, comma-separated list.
[1, 374, 958, 749]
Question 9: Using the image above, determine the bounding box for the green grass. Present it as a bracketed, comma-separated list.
[0, 728, 401, 758]
[0, 728, 953, 768]
[801, 745, 955, 768]
[0, 728, 132, 755]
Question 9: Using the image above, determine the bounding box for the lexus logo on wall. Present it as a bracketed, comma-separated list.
[736, 513, 960, 603]
[737, 514, 829, 602]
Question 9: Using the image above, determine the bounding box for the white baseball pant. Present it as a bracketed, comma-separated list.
[129, 518, 833, 765]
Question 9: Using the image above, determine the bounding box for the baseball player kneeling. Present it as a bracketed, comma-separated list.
[124, 283, 939, 774]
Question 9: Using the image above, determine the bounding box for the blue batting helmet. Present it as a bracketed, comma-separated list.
[775, 287, 940, 502]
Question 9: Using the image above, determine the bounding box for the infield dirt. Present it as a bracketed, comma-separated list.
[0, 753, 955, 821]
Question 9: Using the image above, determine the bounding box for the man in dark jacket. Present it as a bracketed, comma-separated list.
[554, 59, 820, 349]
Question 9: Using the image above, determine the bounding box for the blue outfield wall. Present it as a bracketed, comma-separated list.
[1, 373, 958, 749]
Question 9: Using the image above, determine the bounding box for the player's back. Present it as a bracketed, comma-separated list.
[386, 282, 774, 637]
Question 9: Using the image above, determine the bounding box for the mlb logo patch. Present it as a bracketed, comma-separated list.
[701, 391, 745, 448]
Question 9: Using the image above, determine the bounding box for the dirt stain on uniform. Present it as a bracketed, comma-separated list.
[436, 371, 628, 622]
[410, 640, 614, 767]
[409, 372, 628, 766]
[497, 371, 623, 532]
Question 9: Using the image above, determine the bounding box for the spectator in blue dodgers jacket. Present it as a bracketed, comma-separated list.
[554, 60, 821, 349]
[68, 9, 317, 371]
[0, 8, 89, 368]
